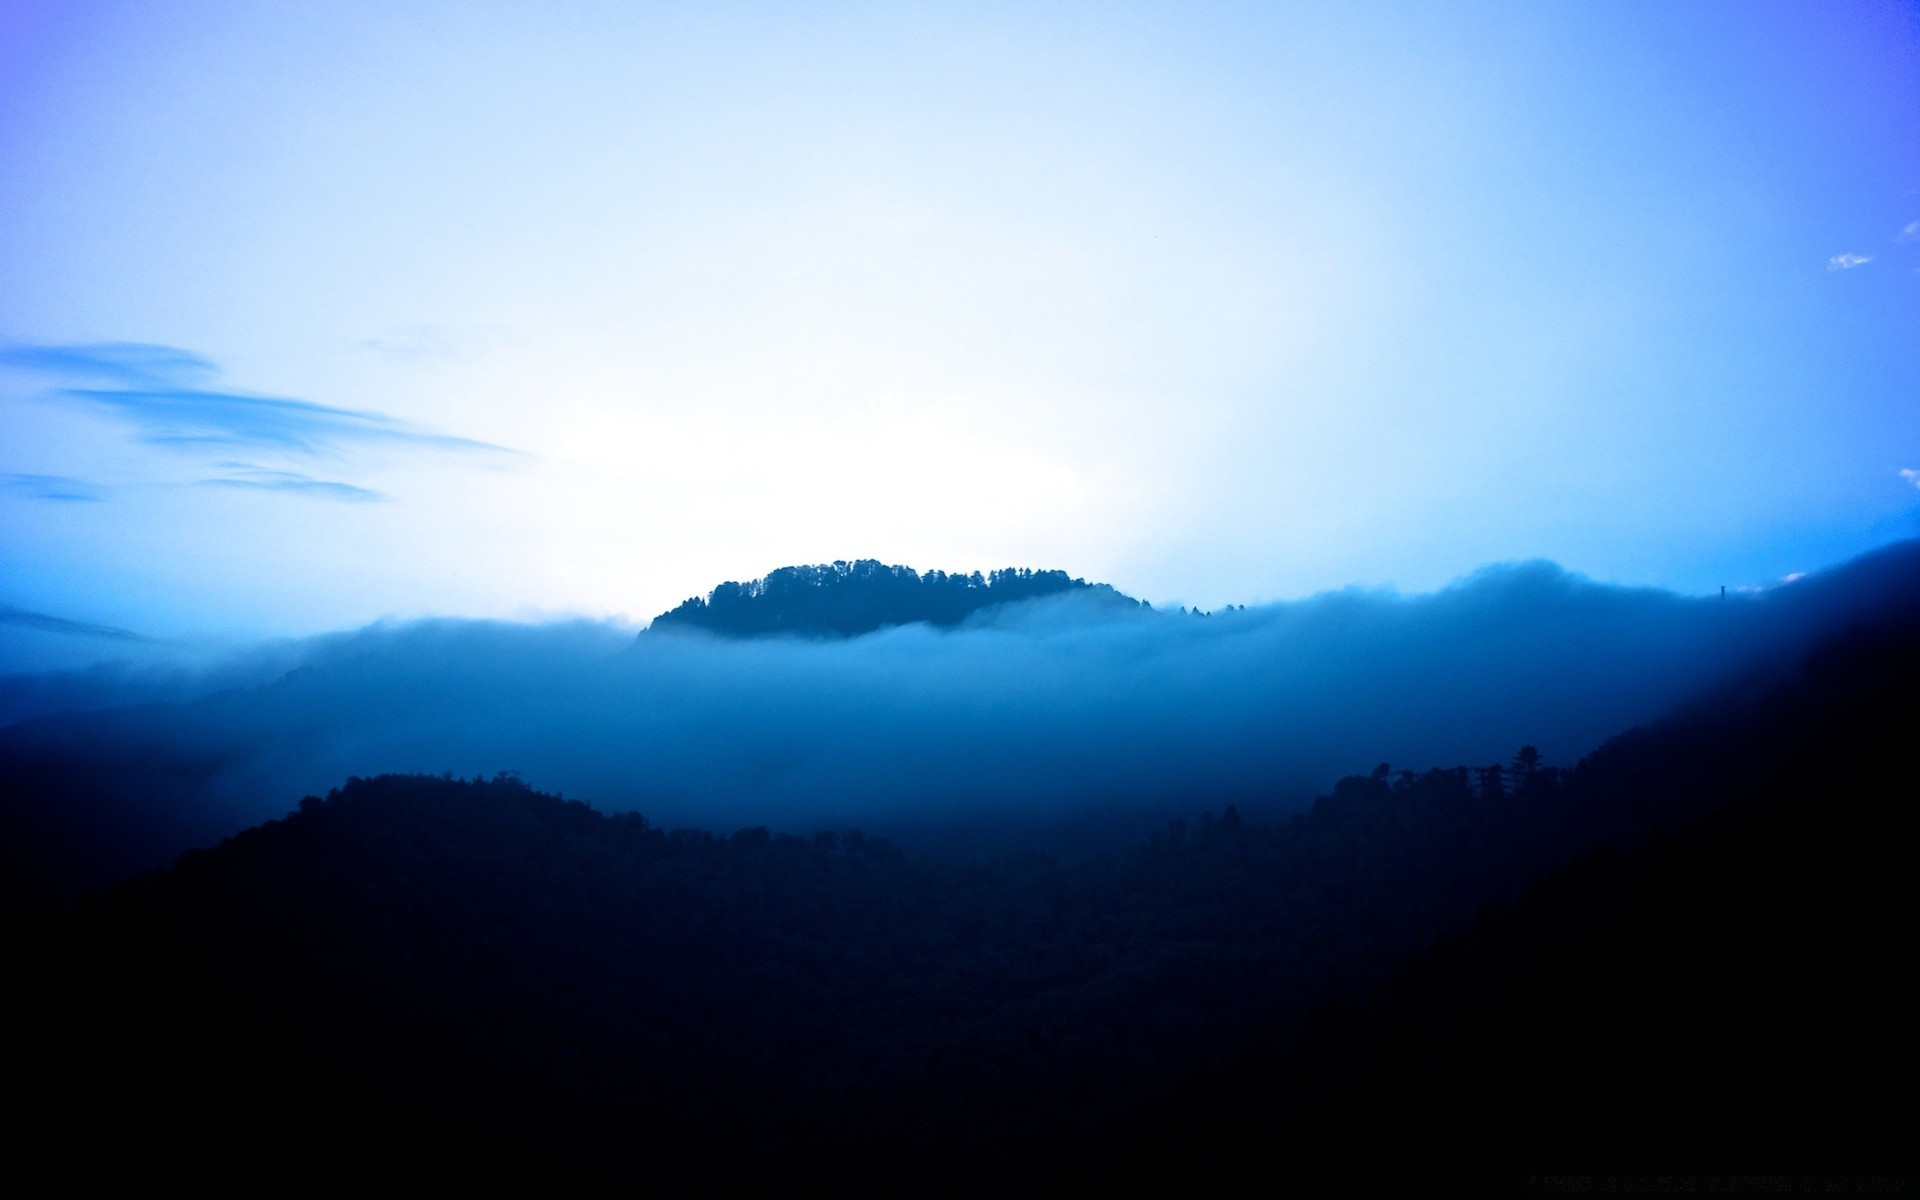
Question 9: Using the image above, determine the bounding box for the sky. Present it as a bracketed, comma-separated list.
[1, 0, 1917, 658]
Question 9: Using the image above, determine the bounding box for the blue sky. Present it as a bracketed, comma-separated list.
[0, 0, 1916, 655]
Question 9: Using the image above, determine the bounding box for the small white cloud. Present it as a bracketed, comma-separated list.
[1901, 467, 1920, 490]
[1782, 572, 1806, 584]
[1827, 252, 1872, 270]
[1898, 220, 1920, 244]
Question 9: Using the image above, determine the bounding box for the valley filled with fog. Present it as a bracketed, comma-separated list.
[8, 543, 1916, 896]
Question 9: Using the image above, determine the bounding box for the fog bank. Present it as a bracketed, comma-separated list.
[6, 542, 1918, 891]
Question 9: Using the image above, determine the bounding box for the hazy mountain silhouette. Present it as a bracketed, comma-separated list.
[1192, 617, 1916, 1185]
[12, 597, 1914, 1188]
[5, 542, 1920, 910]
[647, 559, 1138, 638]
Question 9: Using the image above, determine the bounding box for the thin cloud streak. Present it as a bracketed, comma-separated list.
[0, 605, 148, 642]
[200, 468, 386, 503]
[0, 342, 515, 458]
[58, 385, 509, 456]
[2, 473, 104, 501]
[1826, 252, 1872, 271]
[0, 342, 218, 387]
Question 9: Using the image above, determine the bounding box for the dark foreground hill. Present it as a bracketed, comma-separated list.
[1212, 765, 1911, 1185]
[12, 611, 1915, 1189]
[647, 558, 1138, 638]
[1196, 616, 1917, 1183]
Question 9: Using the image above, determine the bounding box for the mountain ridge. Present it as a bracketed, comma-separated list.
[646, 558, 1142, 639]
[14, 606, 1914, 1187]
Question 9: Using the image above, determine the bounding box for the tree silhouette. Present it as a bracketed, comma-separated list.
[645, 560, 1139, 639]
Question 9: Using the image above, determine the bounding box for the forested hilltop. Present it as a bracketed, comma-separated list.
[14, 610, 1915, 1189]
[647, 559, 1139, 638]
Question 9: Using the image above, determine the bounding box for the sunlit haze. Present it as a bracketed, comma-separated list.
[2, 0, 1917, 656]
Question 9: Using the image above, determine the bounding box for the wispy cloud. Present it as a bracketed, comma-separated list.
[1, 473, 105, 502]
[0, 342, 514, 458]
[1898, 220, 1920, 244]
[0, 605, 147, 642]
[0, 342, 219, 387]
[199, 466, 386, 503]
[1826, 252, 1872, 271]
[359, 323, 503, 364]
[1901, 468, 1920, 491]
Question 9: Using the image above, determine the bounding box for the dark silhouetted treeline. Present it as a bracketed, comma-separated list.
[12, 617, 1916, 1190]
[648, 559, 1136, 638]
[1153, 617, 1918, 1187]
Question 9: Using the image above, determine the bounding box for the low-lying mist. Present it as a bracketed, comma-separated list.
[6, 541, 1918, 893]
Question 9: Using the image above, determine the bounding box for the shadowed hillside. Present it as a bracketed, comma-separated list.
[1202, 773, 1910, 1186]
[1179, 617, 1920, 1185]
[13, 606, 1914, 1188]
[647, 559, 1138, 638]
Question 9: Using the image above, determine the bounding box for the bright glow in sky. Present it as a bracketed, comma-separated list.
[1, 0, 1917, 651]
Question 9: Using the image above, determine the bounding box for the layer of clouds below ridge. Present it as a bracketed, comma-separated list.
[7, 543, 1917, 889]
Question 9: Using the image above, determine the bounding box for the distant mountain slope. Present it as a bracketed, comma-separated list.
[15, 605, 1916, 1187]
[1195, 620, 1918, 1182]
[647, 559, 1138, 638]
